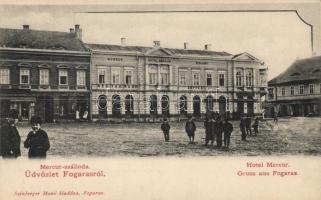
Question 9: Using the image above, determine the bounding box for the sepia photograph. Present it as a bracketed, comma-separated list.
[0, 0, 320, 199]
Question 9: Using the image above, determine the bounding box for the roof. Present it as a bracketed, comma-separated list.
[86, 43, 232, 57]
[0, 28, 88, 51]
[268, 56, 321, 85]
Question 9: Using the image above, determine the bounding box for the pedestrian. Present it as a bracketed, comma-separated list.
[75, 108, 80, 121]
[223, 118, 234, 149]
[0, 118, 21, 158]
[204, 116, 215, 146]
[240, 117, 246, 141]
[215, 117, 223, 148]
[252, 117, 259, 136]
[83, 107, 89, 120]
[245, 115, 252, 136]
[161, 118, 170, 142]
[185, 115, 196, 144]
[24, 116, 50, 158]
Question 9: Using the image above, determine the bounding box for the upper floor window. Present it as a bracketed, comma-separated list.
[299, 85, 304, 95]
[160, 66, 169, 85]
[59, 70, 68, 85]
[111, 68, 120, 84]
[236, 71, 242, 86]
[98, 68, 106, 84]
[125, 70, 132, 85]
[268, 88, 274, 100]
[246, 71, 253, 87]
[149, 65, 157, 85]
[193, 73, 200, 86]
[290, 86, 294, 96]
[219, 73, 225, 87]
[20, 69, 30, 84]
[179, 71, 186, 85]
[206, 73, 212, 86]
[0, 68, 10, 84]
[77, 70, 86, 86]
[309, 84, 314, 94]
[39, 69, 49, 85]
[281, 88, 286, 96]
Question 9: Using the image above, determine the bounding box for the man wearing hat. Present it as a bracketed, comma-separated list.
[161, 118, 171, 142]
[0, 118, 21, 158]
[24, 116, 50, 158]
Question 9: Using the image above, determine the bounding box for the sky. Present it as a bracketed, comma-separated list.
[0, 4, 313, 80]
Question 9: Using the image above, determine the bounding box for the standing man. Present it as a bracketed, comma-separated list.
[0, 118, 21, 158]
[204, 116, 214, 146]
[161, 118, 170, 142]
[240, 117, 247, 141]
[215, 117, 223, 148]
[223, 119, 234, 149]
[245, 115, 252, 136]
[185, 115, 196, 144]
[24, 116, 50, 158]
[252, 117, 259, 136]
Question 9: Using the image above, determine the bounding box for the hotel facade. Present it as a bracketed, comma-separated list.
[88, 40, 268, 121]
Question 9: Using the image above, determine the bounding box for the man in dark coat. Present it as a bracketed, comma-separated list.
[252, 117, 259, 136]
[161, 118, 170, 142]
[24, 116, 50, 158]
[245, 115, 252, 136]
[0, 118, 21, 158]
[223, 119, 234, 149]
[185, 116, 196, 143]
[240, 118, 246, 141]
[204, 117, 215, 146]
[215, 117, 223, 148]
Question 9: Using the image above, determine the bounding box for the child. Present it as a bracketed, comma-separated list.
[24, 116, 50, 158]
[185, 115, 196, 143]
[161, 118, 170, 142]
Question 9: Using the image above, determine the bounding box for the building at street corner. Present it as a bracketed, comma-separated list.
[267, 56, 321, 117]
[0, 25, 91, 122]
[87, 39, 268, 121]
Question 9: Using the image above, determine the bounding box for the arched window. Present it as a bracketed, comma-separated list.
[193, 96, 201, 117]
[97, 95, 107, 118]
[150, 95, 157, 115]
[179, 96, 187, 116]
[161, 95, 170, 116]
[112, 95, 121, 117]
[125, 95, 134, 116]
[236, 71, 242, 86]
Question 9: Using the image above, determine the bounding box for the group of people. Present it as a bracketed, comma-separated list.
[161, 115, 260, 149]
[0, 116, 50, 159]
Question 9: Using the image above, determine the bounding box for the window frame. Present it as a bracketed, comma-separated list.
[0, 68, 10, 84]
[20, 68, 30, 85]
[77, 70, 86, 86]
[59, 69, 68, 85]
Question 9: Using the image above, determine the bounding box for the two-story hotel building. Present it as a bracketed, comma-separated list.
[87, 39, 267, 121]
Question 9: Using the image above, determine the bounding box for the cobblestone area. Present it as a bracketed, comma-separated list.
[15, 117, 321, 157]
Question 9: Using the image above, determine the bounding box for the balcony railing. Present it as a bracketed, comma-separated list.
[92, 84, 139, 90]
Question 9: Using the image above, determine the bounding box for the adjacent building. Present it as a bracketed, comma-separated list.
[87, 40, 267, 121]
[0, 25, 91, 122]
[267, 56, 321, 117]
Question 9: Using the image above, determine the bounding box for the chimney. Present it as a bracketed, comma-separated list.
[70, 28, 74, 33]
[74, 24, 82, 40]
[121, 37, 126, 46]
[184, 42, 189, 50]
[22, 25, 29, 30]
[204, 44, 211, 51]
[153, 41, 160, 47]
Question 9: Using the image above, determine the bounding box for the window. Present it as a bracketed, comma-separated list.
[268, 88, 274, 100]
[193, 73, 200, 86]
[149, 65, 157, 85]
[246, 71, 253, 87]
[59, 70, 68, 85]
[219, 73, 225, 87]
[125, 70, 132, 85]
[39, 69, 49, 85]
[179, 71, 186, 85]
[111, 69, 120, 84]
[281, 88, 286, 96]
[77, 70, 86, 86]
[206, 73, 212, 86]
[299, 85, 304, 95]
[290, 86, 294, 96]
[236, 71, 242, 86]
[20, 69, 30, 84]
[98, 68, 106, 84]
[160, 66, 169, 85]
[0, 68, 10, 84]
[309, 84, 314, 94]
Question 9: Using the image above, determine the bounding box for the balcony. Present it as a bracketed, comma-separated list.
[92, 84, 139, 90]
[38, 85, 51, 90]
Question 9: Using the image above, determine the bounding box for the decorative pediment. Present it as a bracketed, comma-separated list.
[145, 48, 174, 57]
[233, 52, 262, 63]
